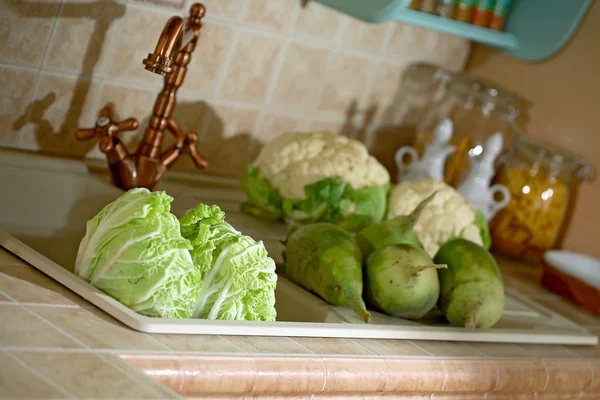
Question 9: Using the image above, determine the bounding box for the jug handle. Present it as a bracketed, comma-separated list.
[488, 184, 511, 220]
[395, 146, 419, 183]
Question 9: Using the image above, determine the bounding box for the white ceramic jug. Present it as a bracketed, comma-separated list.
[395, 119, 455, 183]
[457, 131, 511, 221]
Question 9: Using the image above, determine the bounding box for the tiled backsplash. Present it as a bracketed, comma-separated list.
[1, 0, 470, 178]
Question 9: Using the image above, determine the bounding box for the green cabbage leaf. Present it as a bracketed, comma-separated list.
[180, 204, 278, 321]
[74, 188, 202, 319]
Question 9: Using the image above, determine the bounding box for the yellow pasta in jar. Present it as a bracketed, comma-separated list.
[489, 167, 569, 264]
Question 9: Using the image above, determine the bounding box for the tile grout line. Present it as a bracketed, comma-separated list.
[142, 333, 173, 351]
[379, 21, 397, 58]
[286, 337, 317, 355]
[5, 350, 77, 399]
[15, 0, 64, 148]
[210, 1, 247, 100]
[217, 335, 250, 354]
[22, 305, 92, 350]
[0, 301, 93, 309]
[97, 353, 181, 398]
[263, 40, 291, 106]
[406, 340, 436, 357]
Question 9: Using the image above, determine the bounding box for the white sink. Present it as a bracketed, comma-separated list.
[0, 149, 597, 344]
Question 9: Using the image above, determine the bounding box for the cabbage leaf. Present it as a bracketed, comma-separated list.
[74, 188, 202, 319]
[180, 204, 278, 321]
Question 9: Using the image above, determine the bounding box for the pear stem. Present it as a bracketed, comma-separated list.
[410, 264, 448, 273]
[465, 313, 477, 329]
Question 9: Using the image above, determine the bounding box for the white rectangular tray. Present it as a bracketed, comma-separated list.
[0, 149, 597, 345]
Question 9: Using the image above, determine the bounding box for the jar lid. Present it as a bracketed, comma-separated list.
[402, 62, 446, 91]
[514, 135, 595, 181]
[447, 72, 527, 112]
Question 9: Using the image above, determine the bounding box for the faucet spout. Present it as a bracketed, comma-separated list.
[142, 16, 185, 76]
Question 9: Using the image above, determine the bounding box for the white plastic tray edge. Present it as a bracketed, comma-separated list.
[2, 229, 598, 345]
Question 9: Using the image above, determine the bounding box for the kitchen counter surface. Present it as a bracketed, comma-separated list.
[1, 245, 599, 399]
[1, 149, 599, 399]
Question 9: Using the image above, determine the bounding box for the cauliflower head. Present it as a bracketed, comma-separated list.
[240, 131, 391, 232]
[387, 178, 491, 258]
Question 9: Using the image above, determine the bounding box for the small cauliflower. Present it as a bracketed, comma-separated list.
[387, 178, 491, 258]
[240, 131, 391, 232]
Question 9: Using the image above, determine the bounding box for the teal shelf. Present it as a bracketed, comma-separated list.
[312, 0, 592, 62]
[393, 8, 519, 51]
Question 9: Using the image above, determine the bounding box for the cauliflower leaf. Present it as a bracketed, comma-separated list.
[240, 164, 284, 220]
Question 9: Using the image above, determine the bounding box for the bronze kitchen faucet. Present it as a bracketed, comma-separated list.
[75, 3, 208, 190]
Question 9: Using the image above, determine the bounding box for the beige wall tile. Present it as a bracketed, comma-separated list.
[352, 338, 432, 357]
[219, 31, 284, 103]
[18, 72, 101, 158]
[152, 333, 244, 353]
[106, 7, 168, 85]
[254, 356, 325, 393]
[340, 19, 391, 55]
[32, 306, 168, 351]
[322, 357, 387, 392]
[385, 359, 445, 392]
[243, 0, 297, 31]
[44, 2, 125, 74]
[441, 360, 497, 392]
[196, 0, 245, 20]
[0, 65, 37, 147]
[293, 1, 341, 40]
[270, 43, 330, 109]
[0, 305, 83, 348]
[185, 22, 234, 95]
[0, 265, 90, 306]
[0, 352, 67, 398]
[308, 119, 346, 135]
[188, 103, 258, 177]
[385, 23, 433, 58]
[0, 292, 10, 302]
[256, 111, 307, 140]
[15, 352, 167, 398]
[291, 337, 373, 356]
[427, 32, 470, 71]
[317, 52, 373, 113]
[0, 1, 59, 66]
[0, 247, 27, 267]
[226, 335, 313, 354]
[367, 62, 406, 117]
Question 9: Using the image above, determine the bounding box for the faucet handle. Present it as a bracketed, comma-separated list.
[75, 104, 139, 153]
[182, 132, 208, 169]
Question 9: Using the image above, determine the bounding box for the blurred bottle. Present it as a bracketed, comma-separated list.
[437, 0, 457, 18]
[490, 0, 512, 30]
[471, 0, 496, 27]
[455, 0, 476, 22]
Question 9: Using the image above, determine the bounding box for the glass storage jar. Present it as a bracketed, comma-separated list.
[489, 135, 595, 264]
[369, 62, 447, 182]
[412, 72, 528, 188]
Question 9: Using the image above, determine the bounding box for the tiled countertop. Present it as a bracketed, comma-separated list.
[1, 247, 599, 399]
